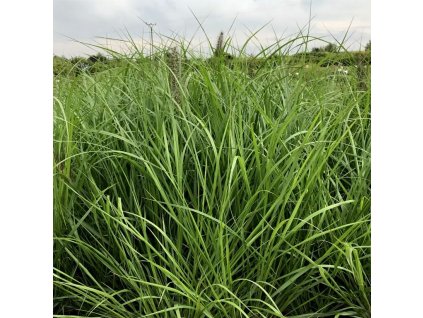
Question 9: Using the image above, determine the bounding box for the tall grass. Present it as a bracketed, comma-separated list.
[53, 34, 370, 317]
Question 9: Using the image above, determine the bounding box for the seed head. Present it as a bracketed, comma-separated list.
[215, 32, 224, 56]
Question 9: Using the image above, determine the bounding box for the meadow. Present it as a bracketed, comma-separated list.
[53, 35, 371, 317]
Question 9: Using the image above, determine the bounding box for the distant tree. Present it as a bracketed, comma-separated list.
[88, 53, 107, 64]
[365, 40, 371, 51]
[311, 43, 338, 53]
[323, 43, 338, 53]
[69, 57, 84, 64]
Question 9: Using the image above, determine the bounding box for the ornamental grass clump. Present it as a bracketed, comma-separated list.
[53, 30, 371, 317]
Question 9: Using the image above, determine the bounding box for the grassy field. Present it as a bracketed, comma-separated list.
[53, 38, 370, 317]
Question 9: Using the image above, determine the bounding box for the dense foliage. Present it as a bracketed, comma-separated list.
[54, 39, 370, 317]
[54, 50, 370, 77]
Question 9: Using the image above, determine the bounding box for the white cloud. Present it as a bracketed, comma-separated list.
[54, 0, 370, 56]
[91, 0, 136, 19]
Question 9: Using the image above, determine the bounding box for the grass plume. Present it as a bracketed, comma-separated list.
[214, 31, 225, 57]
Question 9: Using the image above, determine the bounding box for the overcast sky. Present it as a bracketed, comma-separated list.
[53, 0, 370, 57]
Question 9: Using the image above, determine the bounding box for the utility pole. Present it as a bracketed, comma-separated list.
[143, 21, 156, 59]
